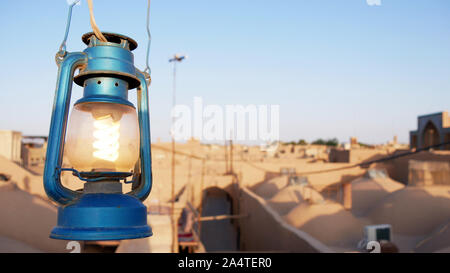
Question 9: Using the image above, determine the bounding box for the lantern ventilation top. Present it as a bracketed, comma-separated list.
[82, 32, 138, 51]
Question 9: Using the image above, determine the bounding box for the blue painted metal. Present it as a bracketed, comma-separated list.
[75, 77, 135, 108]
[74, 32, 140, 89]
[50, 194, 152, 241]
[58, 168, 132, 183]
[57, 1, 80, 58]
[44, 32, 153, 240]
[128, 70, 153, 201]
[44, 52, 87, 205]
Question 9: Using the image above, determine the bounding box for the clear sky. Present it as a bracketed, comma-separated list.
[0, 0, 449, 145]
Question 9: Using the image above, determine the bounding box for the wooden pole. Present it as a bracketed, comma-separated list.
[224, 140, 229, 174]
[187, 153, 192, 204]
[171, 61, 177, 253]
[199, 214, 248, 221]
[230, 139, 234, 175]
[343, 182, 352, 210]
[198, 159, 205, 238]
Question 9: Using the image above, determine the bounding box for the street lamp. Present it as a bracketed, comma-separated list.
[168, 53, 186, 252]
[168, 54, 187, 110]
[44, 32, 153, 241]
[168, 54, 187, 204]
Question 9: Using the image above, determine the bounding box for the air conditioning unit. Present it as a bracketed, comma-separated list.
[364, 224, 392, 242]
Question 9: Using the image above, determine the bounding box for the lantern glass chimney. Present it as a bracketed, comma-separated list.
[65, 102, 140, 173]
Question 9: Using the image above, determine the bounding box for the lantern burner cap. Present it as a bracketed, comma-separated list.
[84, 181, 123, 194]
[79, 171, 133, 182]
[82, 32, 138, 51]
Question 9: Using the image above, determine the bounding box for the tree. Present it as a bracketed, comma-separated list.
[312, 139, 326, 145]
[325, 138, 339, 147]
[312, 138, 338, 147]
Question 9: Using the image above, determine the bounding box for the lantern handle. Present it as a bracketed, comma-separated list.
[56, 1, 81, 61]
[127, 70, 153, 201]
[44, 52, 88, 205]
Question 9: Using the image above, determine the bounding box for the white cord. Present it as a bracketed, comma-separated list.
[87, 0, 108, 42]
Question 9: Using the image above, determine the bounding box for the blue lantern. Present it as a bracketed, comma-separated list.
[44, 32, 153, 241]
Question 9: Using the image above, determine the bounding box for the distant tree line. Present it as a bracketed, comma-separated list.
[311, 138, 339, 147]
[282, 138, 339, 147]
[283, 139, 308, 145]
[358, 142, 374, 148]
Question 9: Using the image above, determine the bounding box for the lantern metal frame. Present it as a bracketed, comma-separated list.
[44, 32, 153, 241]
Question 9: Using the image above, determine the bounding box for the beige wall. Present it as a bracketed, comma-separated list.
[329, 148, 387, 163]
[408, 160, 450, 186]
[443, 111, 450, 128]
[21, 145, 46, 167]
[329, 149, 350, 162]
[0, 184, 68, 252]
[0, 130, 22, 164]
[239, 187, 332, 253]
[379, 150, 450, 184]
[349, 149, 388, 163]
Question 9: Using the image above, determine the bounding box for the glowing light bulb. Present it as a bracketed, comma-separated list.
[65, 102, 140, 172]
[92, 115, 120, 162]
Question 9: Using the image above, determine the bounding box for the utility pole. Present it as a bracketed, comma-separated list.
[229, 139, 234, 175]
[224, 139, 229, 174]
[169, 54, 186, 253]
[198, 158, 205, 238]
[228, 130, 234, 175]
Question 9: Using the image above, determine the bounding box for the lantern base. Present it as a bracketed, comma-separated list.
[50, 193, 152, 241]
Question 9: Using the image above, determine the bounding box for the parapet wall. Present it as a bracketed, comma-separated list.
[238, 187, 332, 253]
[409, 160, 450, 186]
[380, 150, 450, 184]
[329, 148, 388, 163]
